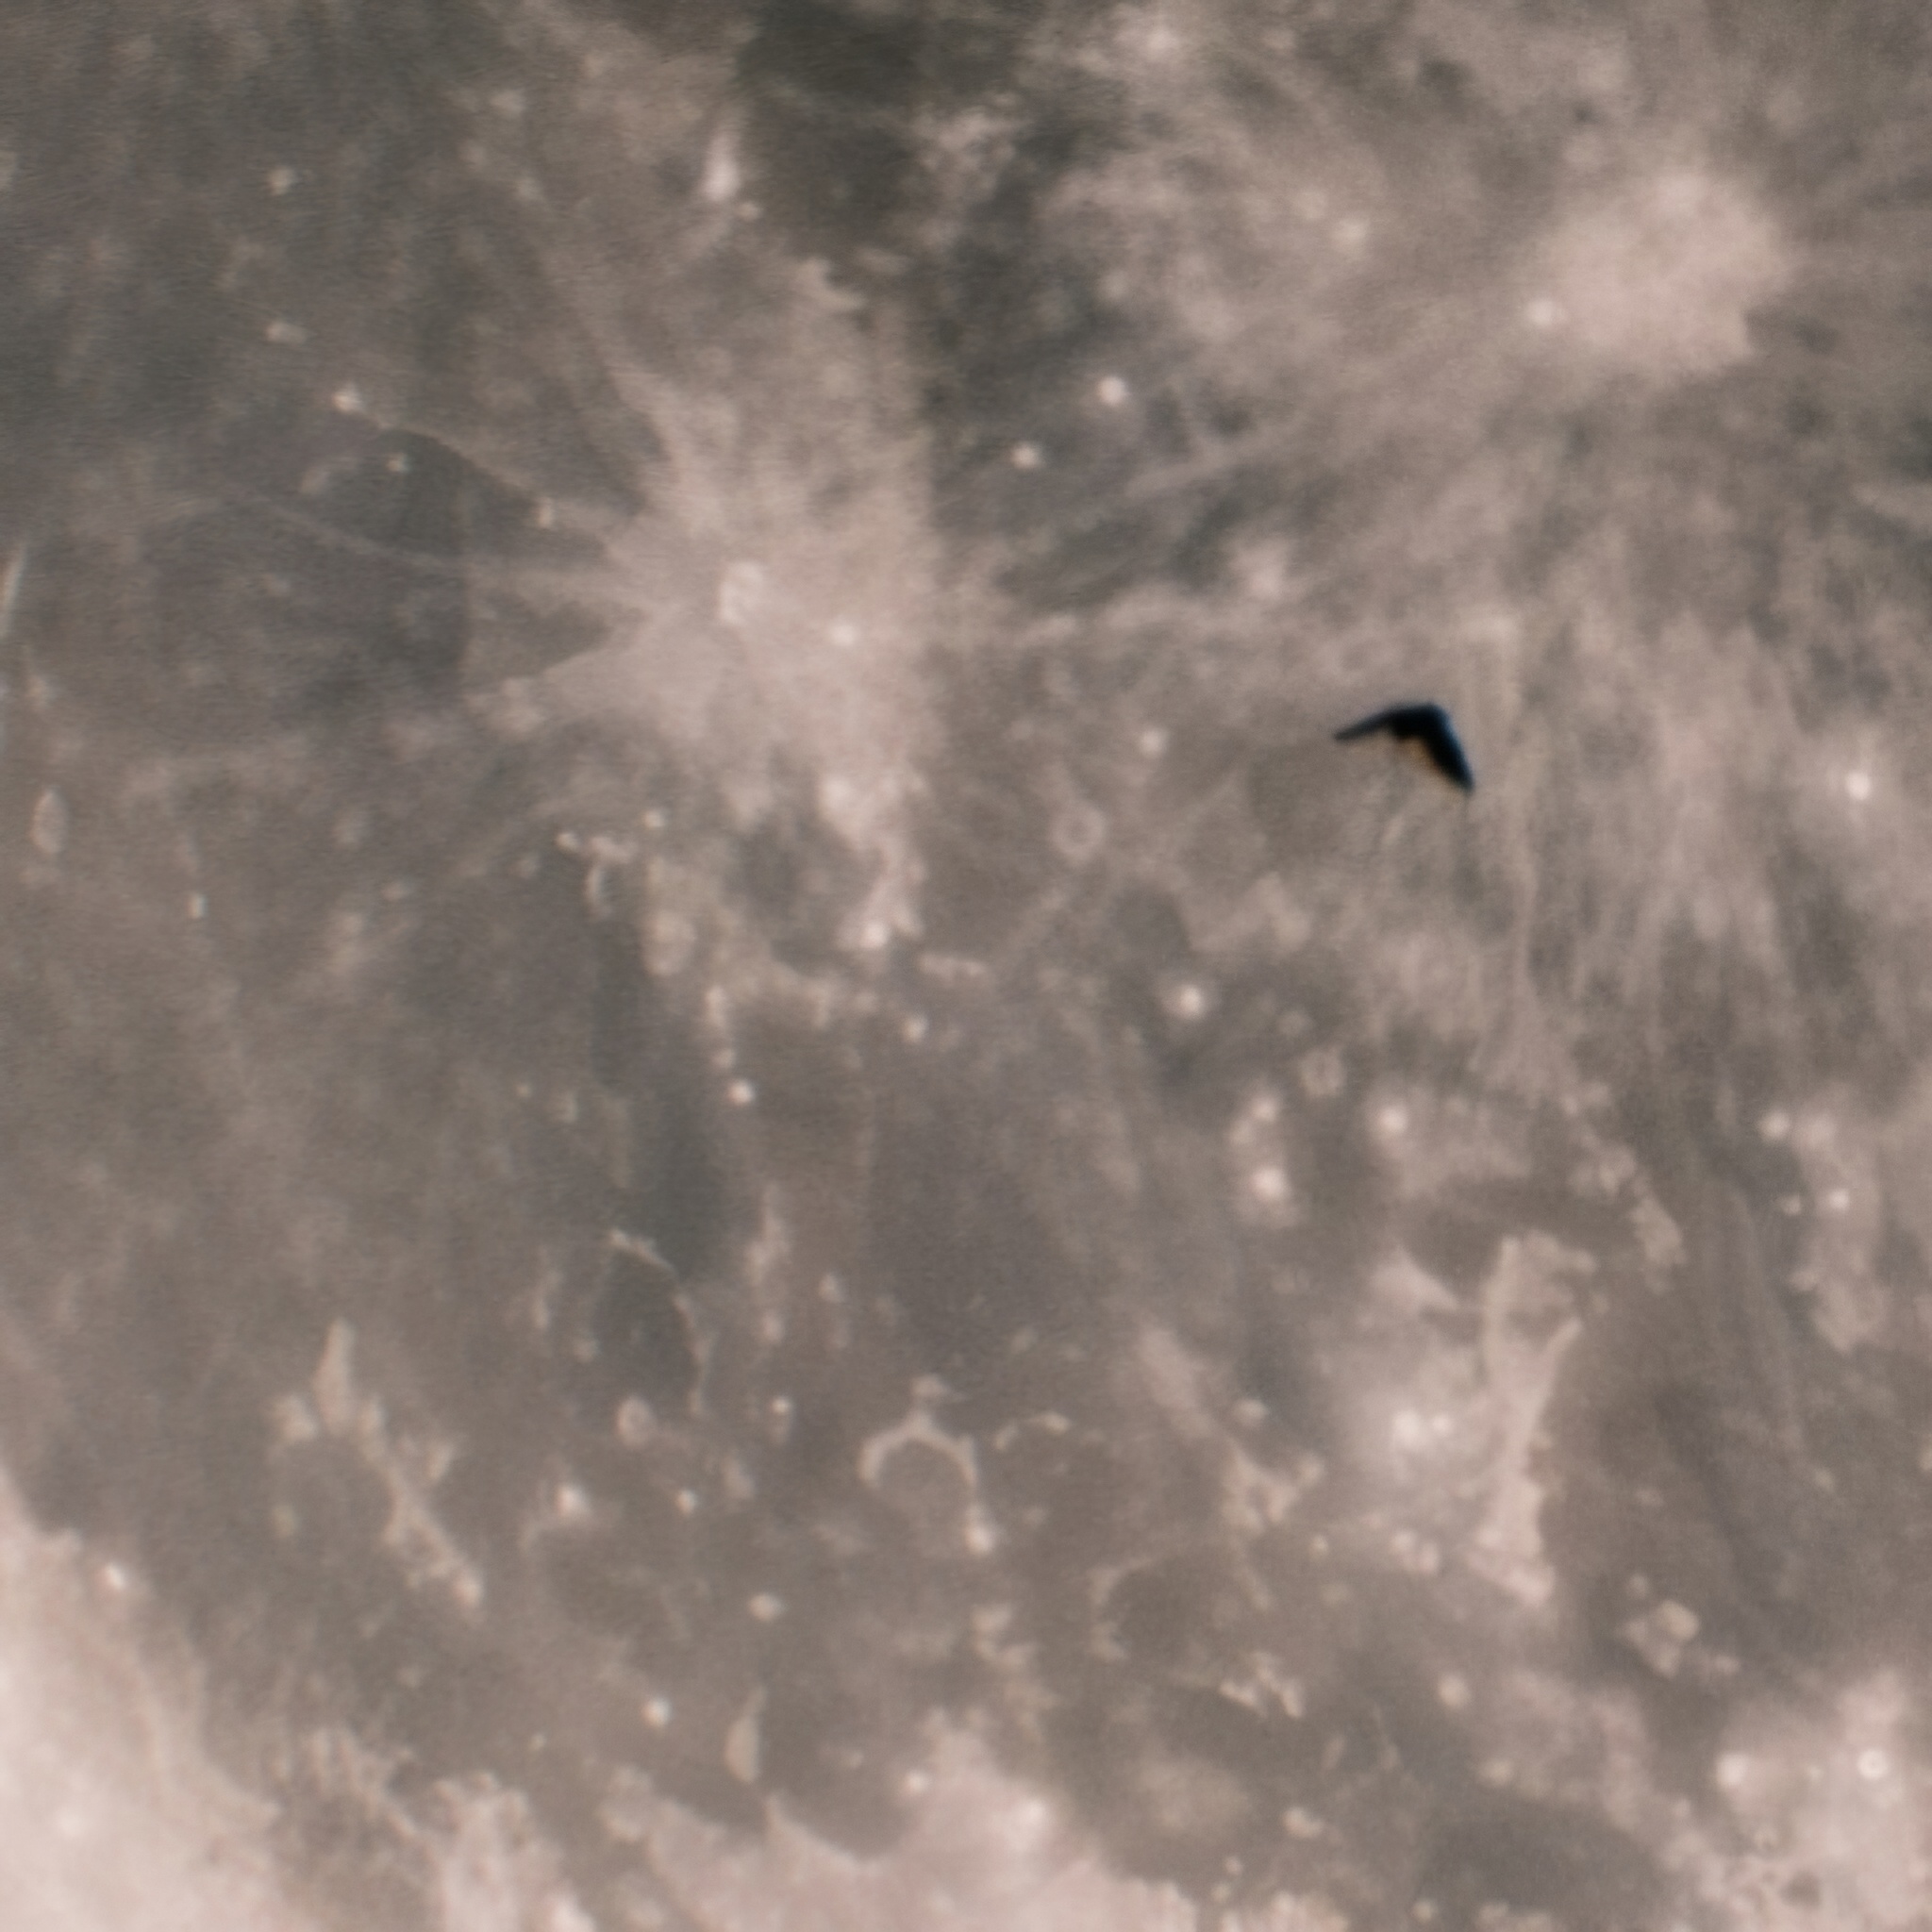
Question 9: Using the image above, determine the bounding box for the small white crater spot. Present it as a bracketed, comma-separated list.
[1249, 1165, 1291, 1207]
[716, 559, 767, 630]
[1001, 1796, 1053, 1854]
[29, 787, 67, 858]
[1391, 1409, 1432, 1453]
[724, 1698, 763, 1784]
[701, 131, 741, 204]
[1161, 979, 1210, 1023]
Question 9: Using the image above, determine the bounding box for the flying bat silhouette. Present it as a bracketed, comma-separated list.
[1334, 702, 1474, 792]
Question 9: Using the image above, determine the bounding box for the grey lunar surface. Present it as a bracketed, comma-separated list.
[3, 3, 1932, 1928]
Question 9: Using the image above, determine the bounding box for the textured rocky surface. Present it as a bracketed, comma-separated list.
[3, 3, 1932, 1927]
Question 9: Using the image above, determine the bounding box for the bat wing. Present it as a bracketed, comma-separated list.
[1334, 703, 1474, 791]
[1333, 706, 1405, 744]
[1413, 708, 1475, 791]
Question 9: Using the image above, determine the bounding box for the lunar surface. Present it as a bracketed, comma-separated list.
[4, 4, 1932, 1928]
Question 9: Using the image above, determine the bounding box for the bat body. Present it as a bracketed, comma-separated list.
[1334, 702, 1474, 792]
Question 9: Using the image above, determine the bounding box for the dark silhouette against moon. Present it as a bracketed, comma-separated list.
[1335, 701, 1475, 791]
